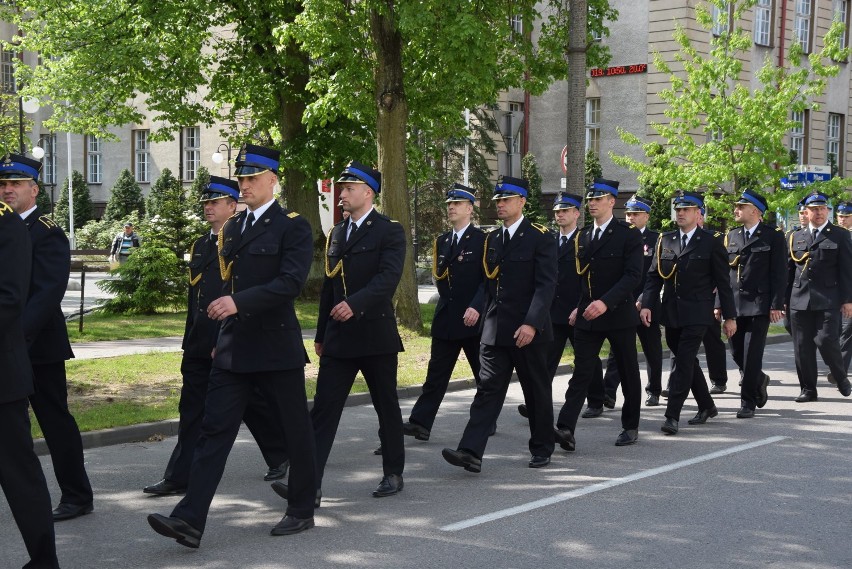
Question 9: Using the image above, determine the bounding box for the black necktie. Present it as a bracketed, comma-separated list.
[560, 235, 568, 249]
[503, 229, 510, 247]
[745, 229, 751, 241]
[451, 233, 459, 251]
[345, 221, 356, 243]
[244, 212, 255, 233]
[593, 227, 601, 242]
[682, 233, 688, 250]
[813, 228, 819, 240]
[210, 234, 217, 246]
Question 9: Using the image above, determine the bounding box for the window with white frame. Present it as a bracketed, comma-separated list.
[835, 0, 850, 52]
[754, 0, 773, 46]
[508, 102, 523, 154]
[183, 126, 200, 181]
[827, 113, 844, 175]
[1, 50, 16, 93]
[87, 135, 102, 183]
[133, 129, 150, 183]
[789, 110, 807, 165]
[712, 2, 730, 36]
[40, 134, 57, 186]
[510, 14, 523, 37]
[585, 98, 601, 156]
[795, 0, 813, 53]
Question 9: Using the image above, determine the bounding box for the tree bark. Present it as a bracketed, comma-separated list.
[566, 1, 588, 202]
[369, 2, 423, 331]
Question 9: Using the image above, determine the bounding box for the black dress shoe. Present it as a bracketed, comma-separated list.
[687, 407, 719, 425]
[528, 455, 551, 468]
[403, 421, 431, 441]
[661, 389, 669, 398]
[756, 373, 770, 408]
[661, 417, 678, 435]
[264, 460, 290, 481]
[794, 389, 818, 402]
[581, 406, 603, 418]
[373, 474, 404, 497]
[373, 445, 383, 455]
[554, 428, 576, 452]
[645, 394, 660, 406]
[709, 382, 727, 394]
[517, 403, 529, 418]
[441, 448, 482, 473]
[837, 377, 852, 397]
[143, 479, 187, 496]
[270, 515, 314, 536]
[615, 429, 638, 446]
[270, 481, 322, 508]
[52, 502, 94, 521]
[603, 395, 616, 409]
[147, 514, 201, 548]
[827, 372, 837, 385]
[736, 407, 755, 418]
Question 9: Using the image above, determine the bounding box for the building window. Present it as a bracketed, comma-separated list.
[183, 126, 200, 181]
[40, 134, 57, 186]
[827, 113, 844, 175]
[133, 129, 150, 183]
[754, 0, 773, 46]
[1, 50, 16, 93]
[87, 135, 102, 184]
[712, 2, 730, 36]
[835, 0, 850, 52]
[795, 0, 813, 53]
[789, 110, 808, 165]
[510, 14, 523, 37]
[585, 98, 601, 156]
[508, 102, 524, 154]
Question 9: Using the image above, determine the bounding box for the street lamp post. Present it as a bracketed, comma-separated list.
[211, 143, 232, 178]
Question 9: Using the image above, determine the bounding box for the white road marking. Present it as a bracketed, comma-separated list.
[440, 436, 787, 532]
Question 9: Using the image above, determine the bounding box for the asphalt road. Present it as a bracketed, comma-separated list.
[3, 342, 851, 569]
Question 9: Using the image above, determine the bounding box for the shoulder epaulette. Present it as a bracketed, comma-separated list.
[531, 222, 549, 234]
[775, 226, 783, 232]
[0, 201, 11, 216]
[38, 215, 58, 229]
[287, 211, 299, 218]
[714, 231, 722, 238]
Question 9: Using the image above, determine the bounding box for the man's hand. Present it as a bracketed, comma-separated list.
[568, 308, 578, 327]
[207, 296, 238, 321]
[514, 324, 537, 348]
[713, 308, 722, 322]
[723, 318, 737, 338]
[843, 303, 852, 319]
[582, 300, 608, 321]
[769, 309, 783, 324]
[640, 308, 652, 327]
[314, 342, 323, 357]
[330, 301, 354, 322]
[462, 307, 480, 327]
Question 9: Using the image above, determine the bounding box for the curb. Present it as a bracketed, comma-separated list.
[33, 333, 793, 456]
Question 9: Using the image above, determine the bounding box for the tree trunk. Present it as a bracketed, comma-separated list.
[370, 3, 423, 331]
[566, 1, 588, 203]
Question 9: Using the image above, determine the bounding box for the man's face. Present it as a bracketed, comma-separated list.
[586, 194, 614, 221]
[807, 205, 828, 227]
[733, 203, 760, 226]
[338, 182, 372, 213]
[0, 178, 38, 214]
[124, 225, 134, 236]
[554, 207, 579, 229]
[238, 171, 276, 209]
[625, 211, 649, 229]
[446, 200, 473, 224]
[204, 198, 237, 226]
[495, 195, 525, 222]
[798, 209, 809, 226]
[675, 206, 700, 229]
[838, 215, 852, 229]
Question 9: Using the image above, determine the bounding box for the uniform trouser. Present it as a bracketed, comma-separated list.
[703, 319, 729, 385]
[603, 321, 664, 398]
[312, 354, 404, 486]
[840, 315, 852, 373]
[29, 361, 92, 507]
[547, 324, 604, 408]
[664, 325, 715, 421]
[729, 315, 770, 410]
[458, 342, 554, 460]
[0, 398, 59, 569]
[790, 309, 847, 394]
[408, 336, 481, 431]
[557, 326, 641, 435]
[171, 367, 316, 532]
[163, 357, 288, 485]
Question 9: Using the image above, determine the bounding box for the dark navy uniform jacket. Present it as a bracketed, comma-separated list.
[316, 208, 405, 358]
[0, 202, 33, 403]
[574, 219, 644, 331]
[183, 232, 223, 359]
[725, 222, 787, 317]
[23, 207, 73, 365]
[431, 225, 486, 340]
[637, 228, 660, 301]
[213, 201, 313, 373]
[643, 227, 736, 327]
[786, 223, 852, 311]
[551, 229, 580, 326]
[480, 217, 556, 347]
